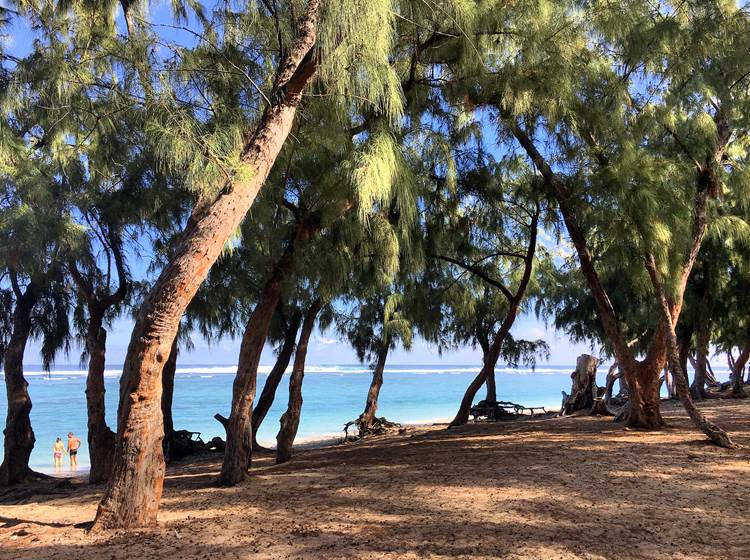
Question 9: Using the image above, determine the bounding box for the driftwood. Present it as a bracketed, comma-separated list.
[561, 354, 600, 415]
[471, 400, 547, 422]
[343, 416, 403, 441]
[166, 430, 205, 461]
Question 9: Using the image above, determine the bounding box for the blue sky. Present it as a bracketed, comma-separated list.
[23, 310, 594, 368]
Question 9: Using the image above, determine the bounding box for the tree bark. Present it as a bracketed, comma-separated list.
[690, 323, 710, 400]
[0, 281, 39, 486]
[161, 337, 179, 462]
[92, 1, 322, 530]
[480, 339, 497, 402]
[730, 340, 749, 398]
[219, 264, 288, 484]
[220, 200, 329, 482]
[251, 318, 299, 448]
[276, 299, 322, 464]
[69, 232, 128, 485]
[645, 254, 737, 448]
[85, 308, 117, 484]
[359, 341, 390, 429]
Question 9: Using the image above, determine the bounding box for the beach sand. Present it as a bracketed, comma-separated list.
[1, 398, 749, 559]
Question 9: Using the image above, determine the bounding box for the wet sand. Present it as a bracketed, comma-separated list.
[1, 399, 749, 559]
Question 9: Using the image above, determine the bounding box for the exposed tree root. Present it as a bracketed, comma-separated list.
[343, 416, 403, 442]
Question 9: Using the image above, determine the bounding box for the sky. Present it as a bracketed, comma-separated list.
[23, 309, 594, 368]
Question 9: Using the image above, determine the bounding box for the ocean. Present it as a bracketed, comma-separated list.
[1, 362, 731, 472]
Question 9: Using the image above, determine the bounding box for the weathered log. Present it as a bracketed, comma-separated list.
[561, 354, 599, 415]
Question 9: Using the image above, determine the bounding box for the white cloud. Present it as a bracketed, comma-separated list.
[314, 336, 338, 346]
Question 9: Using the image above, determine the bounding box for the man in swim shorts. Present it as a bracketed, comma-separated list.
[67, 432, 82, 469]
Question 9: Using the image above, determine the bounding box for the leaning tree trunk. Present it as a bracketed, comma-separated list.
[645, 254, 736, 448]
[690, 324, 710, 400]
[359, 341, 390, 429]
[161, 338, 179, 462]
[510, 122, 664, 429]
[92, 1, 321, 530]
[219, 268, 287, 485]
[251, 320, 299, 449]
[730, 341, 749, 398]
[276, 299, 322, 464]
[0, 283, 38, 486]
[449, 321, 508, 427]
[448, 201, 539, 428]
[86, 308, 117, 484]
[221, 215, 324, 482]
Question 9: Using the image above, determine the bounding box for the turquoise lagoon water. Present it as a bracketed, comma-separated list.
[1, 362, 731, 472]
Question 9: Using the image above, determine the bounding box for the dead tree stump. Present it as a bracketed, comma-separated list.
[561, 354, 599, 415]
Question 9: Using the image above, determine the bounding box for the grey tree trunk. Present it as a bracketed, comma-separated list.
[561, 354, 599, 415]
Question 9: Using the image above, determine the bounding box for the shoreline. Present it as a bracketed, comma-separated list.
[35, 412, 560, 477]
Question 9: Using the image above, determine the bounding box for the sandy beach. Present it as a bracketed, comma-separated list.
[1, 399, 749, 560]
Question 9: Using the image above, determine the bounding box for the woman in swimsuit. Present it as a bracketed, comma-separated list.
[53, 437, 64, 470]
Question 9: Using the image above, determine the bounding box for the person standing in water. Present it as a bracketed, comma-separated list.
[53, 437, 64, 471]
[67, 432, 82, 470]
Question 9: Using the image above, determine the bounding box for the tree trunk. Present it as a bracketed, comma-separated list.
[690, 324, 710, 400]
[730, 341, 749, 398]
[92, 1, 321, 530]
[0, 283, 38, 486]
[509, 122, 665, 428]
[616, 359, 665, 427]
[68, 235, 128, 485]
[480, 339, 497, 402]
[447, 202, 539, 428]
[276, 299, 322, 464]
[450, 319, 509, 427]
[219, 270, 287, 485]
[161, 337, 179, 462]
[359, 341, 390, 429]
[86, 308, 117, 484]
[251, 319, 299, 448]
[220, 210, 326, 482]
[645, 254, 736, 448]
